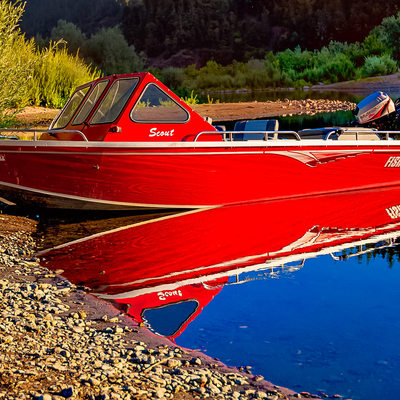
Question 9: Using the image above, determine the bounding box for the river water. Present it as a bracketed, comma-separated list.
[15, 107, 400, 400]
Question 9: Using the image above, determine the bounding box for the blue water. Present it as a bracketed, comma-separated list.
[175, 251, 400, 400]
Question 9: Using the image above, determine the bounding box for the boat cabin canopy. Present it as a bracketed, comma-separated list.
[45, 72, 217, 142]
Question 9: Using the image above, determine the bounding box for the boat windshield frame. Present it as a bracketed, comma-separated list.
[71, 79, 110, 126]
[51, 84, 91, 130]
[90, 77, 139, 125]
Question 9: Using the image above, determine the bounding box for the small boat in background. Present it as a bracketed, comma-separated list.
[1, 73, 400, 210]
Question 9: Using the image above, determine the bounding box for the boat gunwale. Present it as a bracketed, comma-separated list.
[1, 139, 400, 149]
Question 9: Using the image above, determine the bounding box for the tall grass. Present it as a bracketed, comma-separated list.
[0, 0, 35, 125]
[0, 0, 98, 127]
[29, 42, 99, 108]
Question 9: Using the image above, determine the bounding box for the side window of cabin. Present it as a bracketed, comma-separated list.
[72, 80, 109, 125]
[91, 78, 139, 125]
[131, 84, 189, 122]
[52, 86, 90, 129]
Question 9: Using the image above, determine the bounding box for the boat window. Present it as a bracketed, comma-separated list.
[91, 78, 138, 124]
[52, 85, 91, 129]
[131, 83, 189, 122]
[72, 80, 109, 125]
[141, 300, 198, 337]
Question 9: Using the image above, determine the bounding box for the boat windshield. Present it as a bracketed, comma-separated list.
[72, 80, 109, 125]
[91, 78, 139, 124]
[52, 85, 91, 129]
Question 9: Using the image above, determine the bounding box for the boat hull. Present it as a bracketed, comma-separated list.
[1, 140, 400, 209]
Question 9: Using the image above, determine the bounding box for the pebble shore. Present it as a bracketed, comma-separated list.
[192, 99, 355, 122]
[0, 215, 319, 400]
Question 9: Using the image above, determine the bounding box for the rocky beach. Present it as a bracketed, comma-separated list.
[0, 214, 324, 400]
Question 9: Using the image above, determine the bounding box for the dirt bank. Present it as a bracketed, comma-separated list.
[311, 73, 400, 94]
[192, 99, 355, 122]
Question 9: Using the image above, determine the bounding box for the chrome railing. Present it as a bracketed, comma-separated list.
[0, 128, 89, 142]
[194, 130, 301, 142]
[325, 128, 400, 141]
[330, 239, 396, 261]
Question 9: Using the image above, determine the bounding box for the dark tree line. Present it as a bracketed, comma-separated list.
[21, 0, 400, 67]
[21, 0, 124, 37]
[121, 0, 400, 65]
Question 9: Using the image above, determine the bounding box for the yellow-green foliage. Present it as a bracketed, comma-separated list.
[0, 0, 98, 122]
[0, 0, 35, 114]
[29, 42, 99, 108]
[183, 90, 199, 105]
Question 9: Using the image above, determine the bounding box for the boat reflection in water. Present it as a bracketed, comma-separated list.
[38, 186, 400, 341]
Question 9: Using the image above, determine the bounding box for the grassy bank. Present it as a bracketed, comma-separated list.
[0, 0, 98, 127]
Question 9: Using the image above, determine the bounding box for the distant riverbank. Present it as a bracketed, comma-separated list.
[15, 74, 400, 126]
[310, 73, 400, 94]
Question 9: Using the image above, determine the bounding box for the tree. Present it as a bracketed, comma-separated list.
[83, 26, 145, 75]
[50, 19, 86, 54]
[370, 13, 400, 61]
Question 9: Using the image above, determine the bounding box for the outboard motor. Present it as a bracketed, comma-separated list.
[355, 91, 396, 129]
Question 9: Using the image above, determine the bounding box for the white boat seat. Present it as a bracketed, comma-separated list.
[338, 130, 381, 141]
[234, 119, 279, 140]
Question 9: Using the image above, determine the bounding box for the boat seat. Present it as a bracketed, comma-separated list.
[338, 131, 381, 141]
[233, 119, 279, 140]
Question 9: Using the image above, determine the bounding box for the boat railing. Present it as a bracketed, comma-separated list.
[194, 130, 301, 142]
[330, 238, 396, 261]
[326, 128, 400, 141]
[0, 128, 89, 142]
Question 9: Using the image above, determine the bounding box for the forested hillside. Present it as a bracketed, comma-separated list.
[22, 0, 400, 67]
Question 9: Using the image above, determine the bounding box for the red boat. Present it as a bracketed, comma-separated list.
[1, 72, 400, 210]
[37, 187, 400, 337]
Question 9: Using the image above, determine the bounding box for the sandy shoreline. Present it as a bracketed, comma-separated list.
[0, 214, 323, 400]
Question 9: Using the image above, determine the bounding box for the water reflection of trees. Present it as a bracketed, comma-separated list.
[352, 239, 400, 268]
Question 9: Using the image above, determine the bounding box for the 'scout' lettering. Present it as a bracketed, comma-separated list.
[149, 127, 175, 137]
[157, 290, 183, 301]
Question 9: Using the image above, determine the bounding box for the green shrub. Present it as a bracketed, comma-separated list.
[161, 67, 185, 89]
[50, 19, 87, 54]
[362, 55, 398, 77]
[83, 26, 145, 75]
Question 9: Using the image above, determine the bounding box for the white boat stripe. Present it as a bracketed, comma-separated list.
[0, 181, 213, 209]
